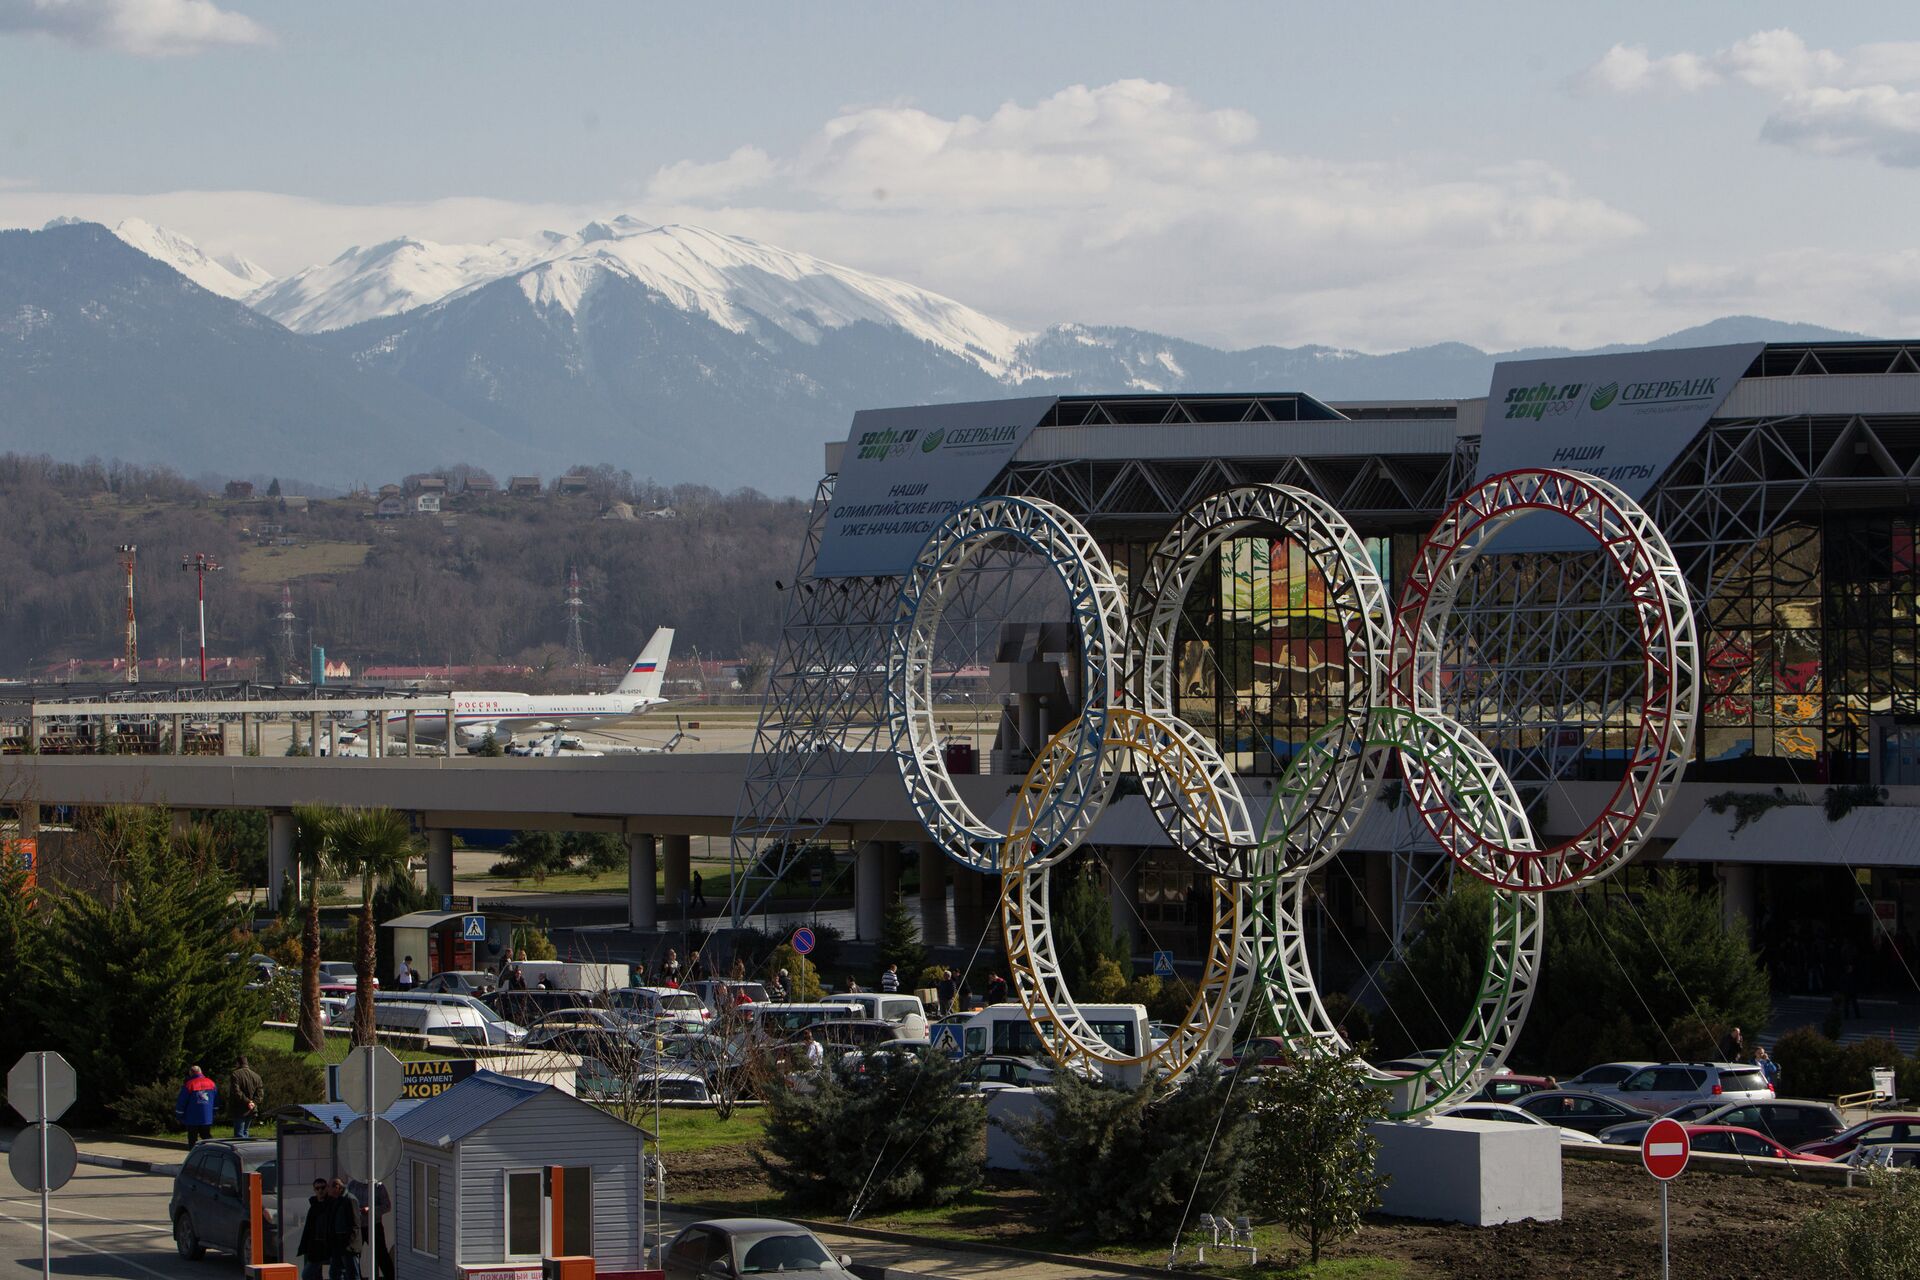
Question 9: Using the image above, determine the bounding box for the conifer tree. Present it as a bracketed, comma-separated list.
[875, 897, 926, 985]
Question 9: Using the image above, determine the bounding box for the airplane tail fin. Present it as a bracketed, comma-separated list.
[615, 627, 674, 699]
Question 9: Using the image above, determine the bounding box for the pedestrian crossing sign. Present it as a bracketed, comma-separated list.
[461, 914, 487, 941]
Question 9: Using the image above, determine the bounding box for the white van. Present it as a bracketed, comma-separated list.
[605, 985, 711, 1032]
[822, 992, 929, 1040]
[958, 1002, 1151, 1086]
[355, 992, 527, 1046]
[741, 1002, 859, 1038]
[513, 961, 631, 992]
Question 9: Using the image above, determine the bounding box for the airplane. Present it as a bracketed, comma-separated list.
[360, 628, 674, 750]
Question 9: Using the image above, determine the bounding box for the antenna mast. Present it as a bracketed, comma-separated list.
[277, 583, 298, 676]
[117, 544, 139, 684]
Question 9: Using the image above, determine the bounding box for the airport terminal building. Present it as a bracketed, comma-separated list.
[757, 339, 1920, 998]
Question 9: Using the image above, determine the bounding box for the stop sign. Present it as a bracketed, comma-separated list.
[1642, 1116, 1691, 1181]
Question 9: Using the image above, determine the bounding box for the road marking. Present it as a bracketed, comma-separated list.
[1648, 1142, 1684, 1157]
[0, 1194, 174, 1235]
[0, 1206, 184, 1280]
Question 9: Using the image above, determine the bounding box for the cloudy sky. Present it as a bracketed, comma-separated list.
[2, 0, 1917, 351]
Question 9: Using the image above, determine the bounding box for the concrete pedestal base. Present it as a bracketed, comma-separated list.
[983, 1087, 1044, 1172]
[1371, 1117, 1561, 1225]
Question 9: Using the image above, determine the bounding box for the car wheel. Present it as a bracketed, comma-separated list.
[174, 1211, 206, 1260]
[237, 1223, 251, 1265]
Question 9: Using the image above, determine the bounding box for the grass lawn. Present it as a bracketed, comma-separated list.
[232, 541, 370, 583]
[651, 1108, 767, 1154]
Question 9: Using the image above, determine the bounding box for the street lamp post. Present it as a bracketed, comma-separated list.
[180, 553, 222, 682]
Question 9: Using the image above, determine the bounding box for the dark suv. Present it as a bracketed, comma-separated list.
[170, 1140, 279, 1263]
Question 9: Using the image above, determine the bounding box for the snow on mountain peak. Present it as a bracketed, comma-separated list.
[497, 220, 1032, 377]
[110, 219, 272, 301]
[250, 215, 1033, 377]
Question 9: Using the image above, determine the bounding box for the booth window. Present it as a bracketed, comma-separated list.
[560, 1167, 592, 1256]
[410, 1161, 439, 1258]
[505, 1170, 542, 1260]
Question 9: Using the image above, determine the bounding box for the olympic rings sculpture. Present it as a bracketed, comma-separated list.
[883, 470, 1699, 1095]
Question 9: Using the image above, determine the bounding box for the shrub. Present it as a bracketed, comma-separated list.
[250, 1046, 324, 1111]
[1791, 1169, 1920, 1278]
[109, 1080, 184, 1135]
[757, 1049, 982, 1213]
[512, 926, 558, 961]
[263, 968, 302, 1023]
[1022, 1066, 1249, 1243]
[767, 944, 825, 999]
[876, 899, 927, 987]
[1243, 1045, 1387, 1266]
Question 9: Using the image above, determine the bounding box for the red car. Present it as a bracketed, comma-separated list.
[1222, 1037, 1291, 1071]
[1795, 1114, 1920, 1159]
[1684, 1125, 1834, 1163]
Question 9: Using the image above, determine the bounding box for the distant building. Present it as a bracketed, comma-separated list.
[507, 475, 542, 496]
[409, 475, 448, 495]
[462, 474, 497, 495]
[223, 481, 255, 500]
[374, 495, 407, 519]
[413, 492, 442, 514]
[378, 483, 403, 498]
[281, 495, 309, 512]
[557, 471, 592, 495]
[601, 501, 636, 521]
[644, 506, 679, 520]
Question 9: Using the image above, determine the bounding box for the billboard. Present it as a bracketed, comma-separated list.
[813, 396, 1057, 578]
[1475, 342, 1762, 550]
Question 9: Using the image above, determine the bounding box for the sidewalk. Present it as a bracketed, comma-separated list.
[0, 1126, 188, 1176]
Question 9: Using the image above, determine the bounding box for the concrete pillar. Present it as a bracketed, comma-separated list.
[267, 811, 296, 909]
[329, 718, 339, 757]
[425, 828, 454, 901]
[405, 711, 417, 757]
[1719, 863, 1757, 938]
[662, 834, 691, 915]
[171, 809, 193, 838]
[855, 841, 886, 941]
[241, 712, 255, 756]
[26, 717, 40, 753]
[627, 833, 658, 931]
[1108, 847, 1143, 955]
[917, 842, 950, 946]
[880, 842, 902, 905]
[308, 711, 320, 756]
[173, 713, 185, 754]
[954, 866, 993, 945]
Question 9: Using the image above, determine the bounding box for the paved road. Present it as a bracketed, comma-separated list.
[0, 1162, 200, 1280]
[2, 1161, 1130, 1280]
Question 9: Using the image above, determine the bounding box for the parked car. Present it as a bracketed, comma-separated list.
[689, 979, 769, 1011]
[1559, 1061, 1656, 1094]
[1512, 1090, 1648, 1136]
[1795, 1114, 1920, 1159]
[797, 1018, 905, 1050]
[1439, 1102, 1602, 1144]
[1472, 1073, 1558, 1104]
[316, 962, 375, 988]
[821, 992, 930, 1040]
[606, 985, 712, 1032]
[350, 992, 527, 1046]
[1844, 1142, 1920, 1172]
[1694, 1099, 1845, 1151]
[663, 1219, 854, 1280]
[170, 1140, 279, 1262]
[417, 969, 495, 995]
[1612, 1062, 1773, 1114]
[486, 988, 605, 1026]
[1221, 1036, 1291, 1071]
[526, 1009, 649, 1051]
[958, 1055, 1055, 1092]
[1683, 1124, 1832, 1163]
[1599, 1099, 1729, 1146]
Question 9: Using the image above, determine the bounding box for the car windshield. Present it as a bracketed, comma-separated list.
[738, 1232, 834, 1273]
[246, 1157, 278, 1195]
[660, 994, 703, 1012]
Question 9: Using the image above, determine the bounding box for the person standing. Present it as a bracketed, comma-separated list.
[1721, 1025, 1746, 1062]
[327, 1178, 362, 1280]
[880, 963, 899, 994]
[692, 870, 707, 909]
[937, 968, 957, 1015]
[770, 968, 790, 1002]
[802, 1028, 824, 1071]
[228, 1056, 265, 1139]
[175, 1065, 218, 1147]
[985, 972, 1008, 1005]
[1754, 1045, 1782, 1088]
[687, 949, 705, 982]
[662, 949, 681, 985]
[348, 1178, 394, 1280]
[296, 1179, 332, 1280]
[394, 956, 416, 991]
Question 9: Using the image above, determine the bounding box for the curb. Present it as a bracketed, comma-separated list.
[670, 1201, 1168, 1278]
[0, 1134, 181, 1178]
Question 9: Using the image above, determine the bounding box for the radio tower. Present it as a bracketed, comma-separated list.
[563, 564, 590, 669]
[277, 584, 299, 676]
[117, 544, 139, 684]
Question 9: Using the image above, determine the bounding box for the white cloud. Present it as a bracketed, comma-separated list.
[647, 146, 775, 202]
[0, 0, 268, 57]
[1579, 29, 1920, 168]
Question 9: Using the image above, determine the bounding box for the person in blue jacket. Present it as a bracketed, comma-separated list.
[175, 1065, 218, 1147]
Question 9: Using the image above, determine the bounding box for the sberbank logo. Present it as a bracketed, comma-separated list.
[1589, 382, 1619, 412]
[921, 428, 946, 453]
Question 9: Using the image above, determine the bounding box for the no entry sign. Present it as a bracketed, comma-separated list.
[1642, 1116, 1691, 1181]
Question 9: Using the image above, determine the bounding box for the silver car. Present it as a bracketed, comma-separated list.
[663, 1218, 853, 1280]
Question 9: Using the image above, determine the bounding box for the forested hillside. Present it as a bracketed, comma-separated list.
[0, 455, 808, 679]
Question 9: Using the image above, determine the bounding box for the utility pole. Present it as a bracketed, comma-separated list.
[116, 544, 138, 684]
[563, 563, 589, 670]
[277, 583, 298, 678]
[180, 553, 222, 682]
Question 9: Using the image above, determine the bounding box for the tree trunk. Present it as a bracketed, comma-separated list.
[352, 877, 376, 1047]
[297, 881, 324, 1053]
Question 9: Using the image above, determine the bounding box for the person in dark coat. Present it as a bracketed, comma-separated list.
[295, 1178, 332, 1280]
[228, 1056, 265, 1139]
[326, 1178, 362, 1280]
[174, 1065, 218, 1146]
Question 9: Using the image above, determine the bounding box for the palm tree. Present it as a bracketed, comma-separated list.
[328, 807, 419, 1047]
[292, 804, 336, 1053]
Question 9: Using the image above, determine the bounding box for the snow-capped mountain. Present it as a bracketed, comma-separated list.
[248, 230, 566, 333]
[258, 215, 1035, 380]
[109, 218, 272, 300]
